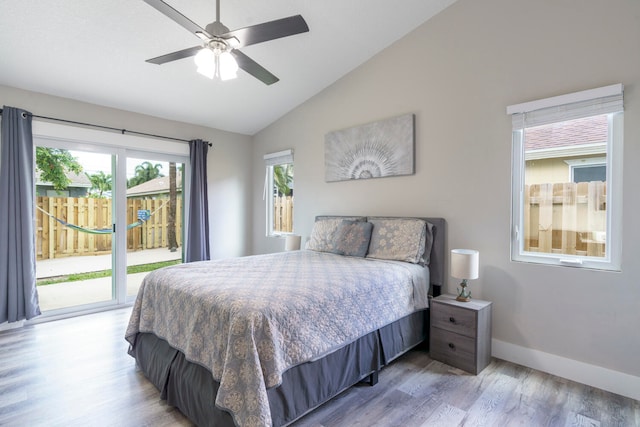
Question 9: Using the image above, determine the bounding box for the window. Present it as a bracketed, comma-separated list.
[565, 158, 606, 183]
[508, 84, 623, 270]
[264, 150, 294, 236]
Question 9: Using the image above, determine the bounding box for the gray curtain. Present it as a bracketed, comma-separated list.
[0, 106, 40, 323]
[185, 139, 210, 262]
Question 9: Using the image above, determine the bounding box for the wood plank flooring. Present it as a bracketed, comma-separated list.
[0, 308, 638, 427]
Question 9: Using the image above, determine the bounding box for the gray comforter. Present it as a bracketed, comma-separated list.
[125, 250, 429, 427]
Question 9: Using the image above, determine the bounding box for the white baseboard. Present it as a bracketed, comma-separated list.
[0, 320, 25, 332]
[492, 339, 640, 401]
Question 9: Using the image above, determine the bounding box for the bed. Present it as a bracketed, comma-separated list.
[125, 216, 445, 427]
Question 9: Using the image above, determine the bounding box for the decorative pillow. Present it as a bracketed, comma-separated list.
[366, 218, 429, 264]
[307, 216, 366, 252]
[331, 220, 373, 257]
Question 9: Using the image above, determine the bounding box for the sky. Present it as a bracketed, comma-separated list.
[69, 150, 169, 179]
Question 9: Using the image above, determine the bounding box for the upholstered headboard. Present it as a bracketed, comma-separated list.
[313, 215, 446, 293]
[423, 217, 445, 292]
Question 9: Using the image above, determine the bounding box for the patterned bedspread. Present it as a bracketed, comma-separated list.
[125, 250, 429, 427]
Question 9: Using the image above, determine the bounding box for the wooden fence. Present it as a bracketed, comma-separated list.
[35, 196, 182, 260]
[524, 181, 606, 257]
[273, 195, 293, 233]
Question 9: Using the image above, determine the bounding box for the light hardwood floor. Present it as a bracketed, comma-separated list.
[0, 308, 638, 427]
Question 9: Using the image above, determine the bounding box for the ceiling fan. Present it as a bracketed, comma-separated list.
[143, 0, 309, 85]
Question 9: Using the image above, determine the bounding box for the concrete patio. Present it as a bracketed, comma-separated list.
[36, 248, 182, 311]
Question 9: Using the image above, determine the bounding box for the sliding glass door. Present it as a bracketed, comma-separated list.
[33, 138, 188, 315]
[124, 156, 185, 301]
[35, 146, 115, 312]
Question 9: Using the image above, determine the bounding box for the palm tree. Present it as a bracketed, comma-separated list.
[128, 161, 164, 188]
[86, 171, 112, 198]
[274, 164, 293, 196]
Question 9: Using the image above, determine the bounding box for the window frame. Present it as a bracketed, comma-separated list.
[508, 85, 623, 271]
[264, 149, 294, 237]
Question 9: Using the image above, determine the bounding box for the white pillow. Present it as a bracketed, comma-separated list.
[366, 218, 429, 264]
[307, 216, 366, 252]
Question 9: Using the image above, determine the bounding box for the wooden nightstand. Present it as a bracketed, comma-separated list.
[429, 294, 492, 374]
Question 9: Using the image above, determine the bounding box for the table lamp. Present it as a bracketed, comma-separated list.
[285, 235, 301, 251]
[451, 249, 479, 302]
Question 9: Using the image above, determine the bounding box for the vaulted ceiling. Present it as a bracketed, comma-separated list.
[0, 0, 457, 135]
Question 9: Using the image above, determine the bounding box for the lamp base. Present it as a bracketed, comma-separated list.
[456, 280, 471, 302]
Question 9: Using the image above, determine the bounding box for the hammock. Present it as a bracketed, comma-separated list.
[36, 201, 169, 235]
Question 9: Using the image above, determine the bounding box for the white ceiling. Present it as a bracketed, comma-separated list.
[0, 0, 456, 135]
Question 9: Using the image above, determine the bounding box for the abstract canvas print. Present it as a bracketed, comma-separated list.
[324, 113, 415, 182]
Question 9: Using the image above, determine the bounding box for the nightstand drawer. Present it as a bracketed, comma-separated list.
[431, 302, 477, 338]
[430, 327, 477, 373]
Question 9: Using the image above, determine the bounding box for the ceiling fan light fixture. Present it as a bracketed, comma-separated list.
[194, 44, 238, 81]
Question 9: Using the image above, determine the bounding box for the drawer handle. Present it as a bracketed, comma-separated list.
[448, 343, 456, 350]
[449, 317, 456, 323]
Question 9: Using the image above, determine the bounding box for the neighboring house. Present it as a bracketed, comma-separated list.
[127, 175, 182, 199]
[35, 171, 91, 197]
[524, 115, 607, 185]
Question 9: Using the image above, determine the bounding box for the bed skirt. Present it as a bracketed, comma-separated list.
[129, 309, 428, 427]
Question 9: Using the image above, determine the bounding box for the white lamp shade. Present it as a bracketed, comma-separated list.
[218, 51, 238, 80]
[285, 235, 301, 251]
[194, 48, 216, 79]
[450, 249, 479, 280]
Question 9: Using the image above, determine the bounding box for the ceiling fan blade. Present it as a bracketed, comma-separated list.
[146, 45, 202, 65]
[230, 50, 279, 85]
[143, 0, 212, 39]
[223, 15, 309, 48]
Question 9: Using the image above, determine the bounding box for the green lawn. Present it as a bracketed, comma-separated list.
[37, 260, 181, 286]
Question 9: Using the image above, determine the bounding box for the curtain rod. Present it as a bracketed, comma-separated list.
[0, 108, 211, 147]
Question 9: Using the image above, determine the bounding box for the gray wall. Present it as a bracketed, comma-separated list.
[251, 0, 640, 388]
[0, 84, 253, 259]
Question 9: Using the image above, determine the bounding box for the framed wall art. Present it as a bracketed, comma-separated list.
[324, 113, 415, 182]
